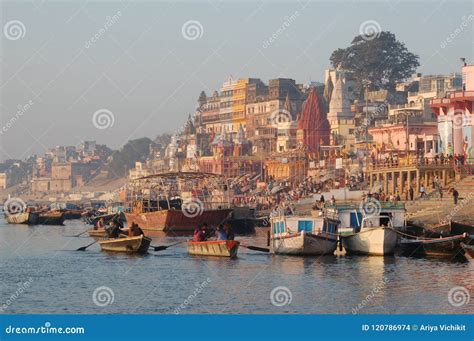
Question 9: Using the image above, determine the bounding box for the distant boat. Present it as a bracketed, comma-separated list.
[399, 233, 468, 258]
[340, 216, 398, 256]
[38, 211, 65, 225]
[187, 240, 240, 258]
[5, 212, 39, 225]
[270, 215, 338, 255]
[98, 235, 151, 255]
[461, 243, 474, 261]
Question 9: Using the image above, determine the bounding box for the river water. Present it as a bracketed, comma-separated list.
[0, 218, 472, 314]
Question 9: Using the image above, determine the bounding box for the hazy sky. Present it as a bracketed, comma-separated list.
[1, 0, 473, 160]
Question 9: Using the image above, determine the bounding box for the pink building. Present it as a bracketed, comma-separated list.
[431, 64, 474, 161]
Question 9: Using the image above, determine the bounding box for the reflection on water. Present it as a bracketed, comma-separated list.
[0, 219, 472, 314]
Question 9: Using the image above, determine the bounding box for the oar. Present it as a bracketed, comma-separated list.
[76, 240, 98, 251]
[241, 245, 270, 253]
[151, 240, 186, 252]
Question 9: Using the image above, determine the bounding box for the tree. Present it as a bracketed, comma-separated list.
[106, 137, 152, 178]
[330, 31, 419, 97]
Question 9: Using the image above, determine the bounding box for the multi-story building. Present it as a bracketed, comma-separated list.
[431, 64, 474, 160]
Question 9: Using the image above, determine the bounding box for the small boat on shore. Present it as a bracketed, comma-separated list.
[5, 212, 39, 225]
[187, 240, 240, 258]
[270, 215, 338, 255]
[98, 235, 151, 255]
[461, 243, 474, 261]
[399, 233, 468, 258]
[38, 211, 65, 225]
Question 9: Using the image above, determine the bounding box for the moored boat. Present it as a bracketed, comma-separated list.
[124, 172, 233, 235]
[187, 240, 240, 258]
[88, 228, 108, 238]
[324, 202, 406, 256]
[399, 233, 468, 258]
[461, 243, 474, 261]
[98, 235, 151, 255]
[38, 211, 65, 225]
[5, 212, 39, 225]
[270, 215, 338, 255]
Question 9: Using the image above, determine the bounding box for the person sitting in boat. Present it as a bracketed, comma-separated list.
[107, 221, 124, 238]
[129, 222, 144, 237]
[193, 223, 208, 242]
[216, 225, 228, 240]
[224, 223, 235, 240]
[94, 217, 105, 231]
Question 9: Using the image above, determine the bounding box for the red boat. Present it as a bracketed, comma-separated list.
[124, 172, 233, 235]
[125, 208, 232, 235]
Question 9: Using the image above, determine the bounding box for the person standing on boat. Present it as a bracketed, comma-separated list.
[453, 188, 459, 205]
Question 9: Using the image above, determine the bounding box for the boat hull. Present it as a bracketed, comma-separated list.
[187, 240, 240, 258]
[38, 212, 65, 225]
[341, 227, 398, 256]
[271, 232, 337, 256]
[400, 234, 467, 258]
[125, 209, 232, 235]
[5, 212, 39, 225]
[98, 235, 151, 255]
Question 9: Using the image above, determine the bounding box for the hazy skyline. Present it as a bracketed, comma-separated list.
[1, 0, 473, 160]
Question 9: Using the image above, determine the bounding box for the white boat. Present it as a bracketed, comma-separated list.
[340, 216, 398, 256]
[324, 202, 405, 256]
[270, 215, 338, 255]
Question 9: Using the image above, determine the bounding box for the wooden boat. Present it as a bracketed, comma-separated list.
[38, 211, 65, 225]
[399, 233, 468, 258]
[125, 172, 233, 235]
[88, 228, 108, 238]
[270, 215, 337, 255]
[84, 212, 124, 226]
[187, 240, 240, 258]
[98, 235, 151, 255]
[62, 209, 83, 220]
[5, 212, 39, 225]
[461, 243, 474, 261]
